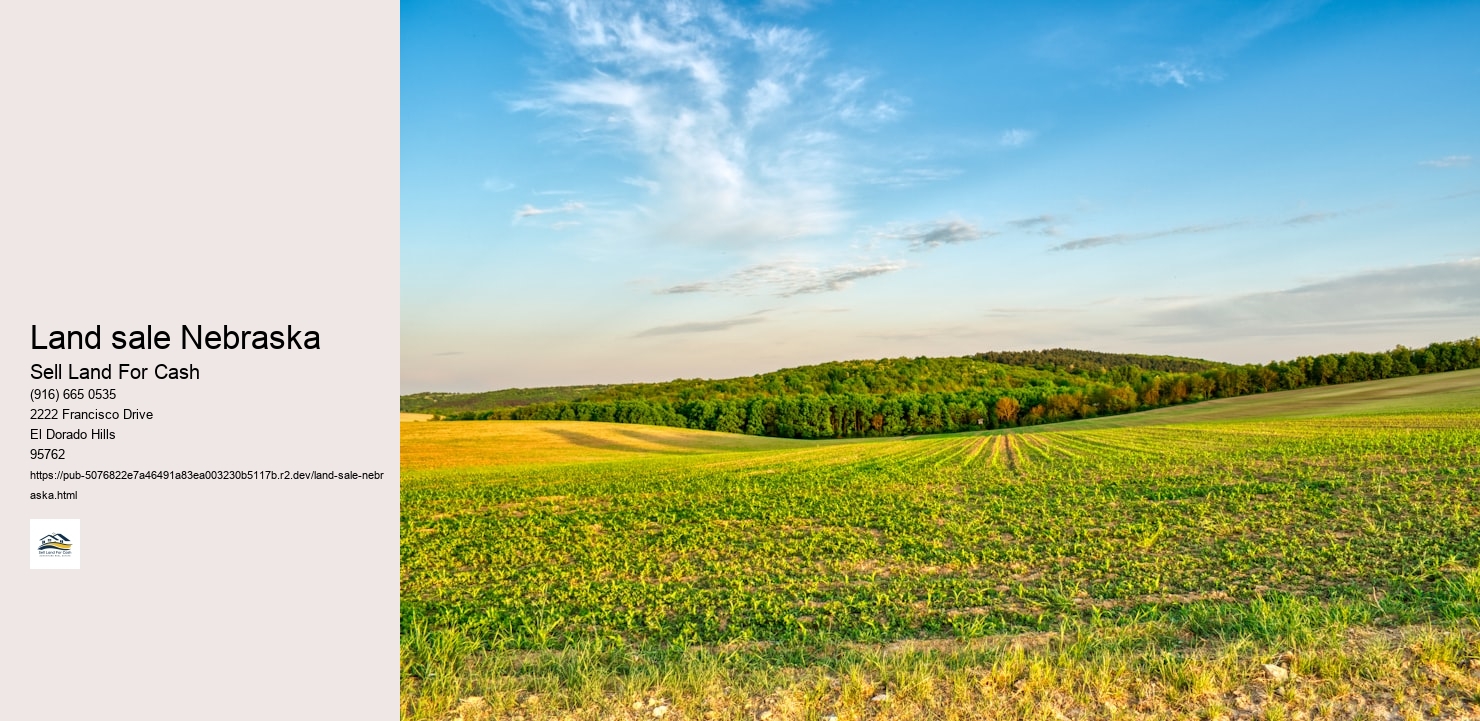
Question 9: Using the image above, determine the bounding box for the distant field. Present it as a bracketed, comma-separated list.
[400, 371, 1480, 720]
[401, 419, 801, 469]
[1008, 367, 1480, 432]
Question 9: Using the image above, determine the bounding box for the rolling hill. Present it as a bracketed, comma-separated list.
[402, 338, 1480, 440]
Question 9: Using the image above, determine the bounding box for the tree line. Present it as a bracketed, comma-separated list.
[970, 348, 1221, 374]
[407, 351, 1213, 414]
[440, 338, 1480, 439]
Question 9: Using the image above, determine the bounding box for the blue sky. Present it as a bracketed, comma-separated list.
[402, 0, 1478, 393]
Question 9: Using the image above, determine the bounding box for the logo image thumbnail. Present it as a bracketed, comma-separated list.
[38, 533, 72, 551]
[30, 519, 80, 569]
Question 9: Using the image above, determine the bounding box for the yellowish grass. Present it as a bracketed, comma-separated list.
[401, 413, 434, 422]
[401, 420, 803, 470]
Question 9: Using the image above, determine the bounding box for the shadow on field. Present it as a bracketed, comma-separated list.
[540, 427, 706, 456]
[613, 427, 726, 450]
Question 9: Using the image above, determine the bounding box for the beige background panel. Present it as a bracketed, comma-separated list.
[1, 2, 399, 718]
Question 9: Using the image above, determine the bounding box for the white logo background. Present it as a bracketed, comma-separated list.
[30, 518, 80, 570]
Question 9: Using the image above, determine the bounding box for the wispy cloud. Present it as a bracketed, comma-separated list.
[498, 0, 903, 246]
[999, 129, 1036, 147]
[985, 306, 1085, 318]
[1215, 1, 1330, 53]
[1145, 259, 1480, 335]
[758, 0, 825, 12]
[1051, 223, 1237, 251]
[1280, 204, 1381, 225]
[481, 177, 515, 192]
[855, 167, 961, 188]
[1140, 61, 1212, 87]
[657, 281, 712, 294]
[828, 72, 906, 126]
[1128, 2, 1324, 88]
[636, 315, 766, 337]
[513, 201, 585, 220]
[1282, 211, 1338, 225]
[1008, 214, 1065, 236]
[656, 259, 907, 297]
[1420, 155, 1471, 168]
[622, 176, 661, 194]
[876, 219, 990, 252]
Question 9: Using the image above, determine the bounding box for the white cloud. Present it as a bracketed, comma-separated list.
[622, 175, 662, 193]
[1142, 61, 1212, 87]
[481, 177, 515, 192]
[999, 128, 1035, 147]
[1420, 155, 1471, 168]
[498, 0, 903, 247]
[827, 71, 906, 125]
[513, 200, 586, 220]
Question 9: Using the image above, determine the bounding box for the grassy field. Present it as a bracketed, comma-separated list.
[401, 372, 1480, 720]
[1006, 368, 1480, 432]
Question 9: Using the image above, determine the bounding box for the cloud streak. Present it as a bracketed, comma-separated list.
[1130, 2, 1324, 88]
[657, 259, 907, 297]
[1282, 211, 1337, 225]
[1281, 205, 1379, 226]
[1051, 223, 1237, 251]
[1145, 259, 1480, 336]
[1420, 155, 1471, 168]
[1008, 214, 1065, 236]
[877, 219, 991, 251]
[1141, 61, 1212, 87]
[636, 315, 766, 337]
[855, 167, 961, 188]
[999, 128, 1035, 147]
[513, 201, 585, 220]
[482, 177, 515, 192]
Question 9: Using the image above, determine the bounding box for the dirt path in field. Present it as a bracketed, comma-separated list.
[1001, 435, 1020, 473]
[962, 436, 990, 465]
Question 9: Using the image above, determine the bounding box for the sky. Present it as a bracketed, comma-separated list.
[402, 0, 1479, 393]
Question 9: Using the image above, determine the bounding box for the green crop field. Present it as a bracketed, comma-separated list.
[401, 371, 1480, 720]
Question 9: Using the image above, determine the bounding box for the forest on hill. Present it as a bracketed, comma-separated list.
[402, 349, 1223, 413]
[404, 339, 1480, 439]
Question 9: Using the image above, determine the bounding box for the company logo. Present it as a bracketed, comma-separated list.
[38, 533, 73, 552]
[31, 519, 81, 569]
